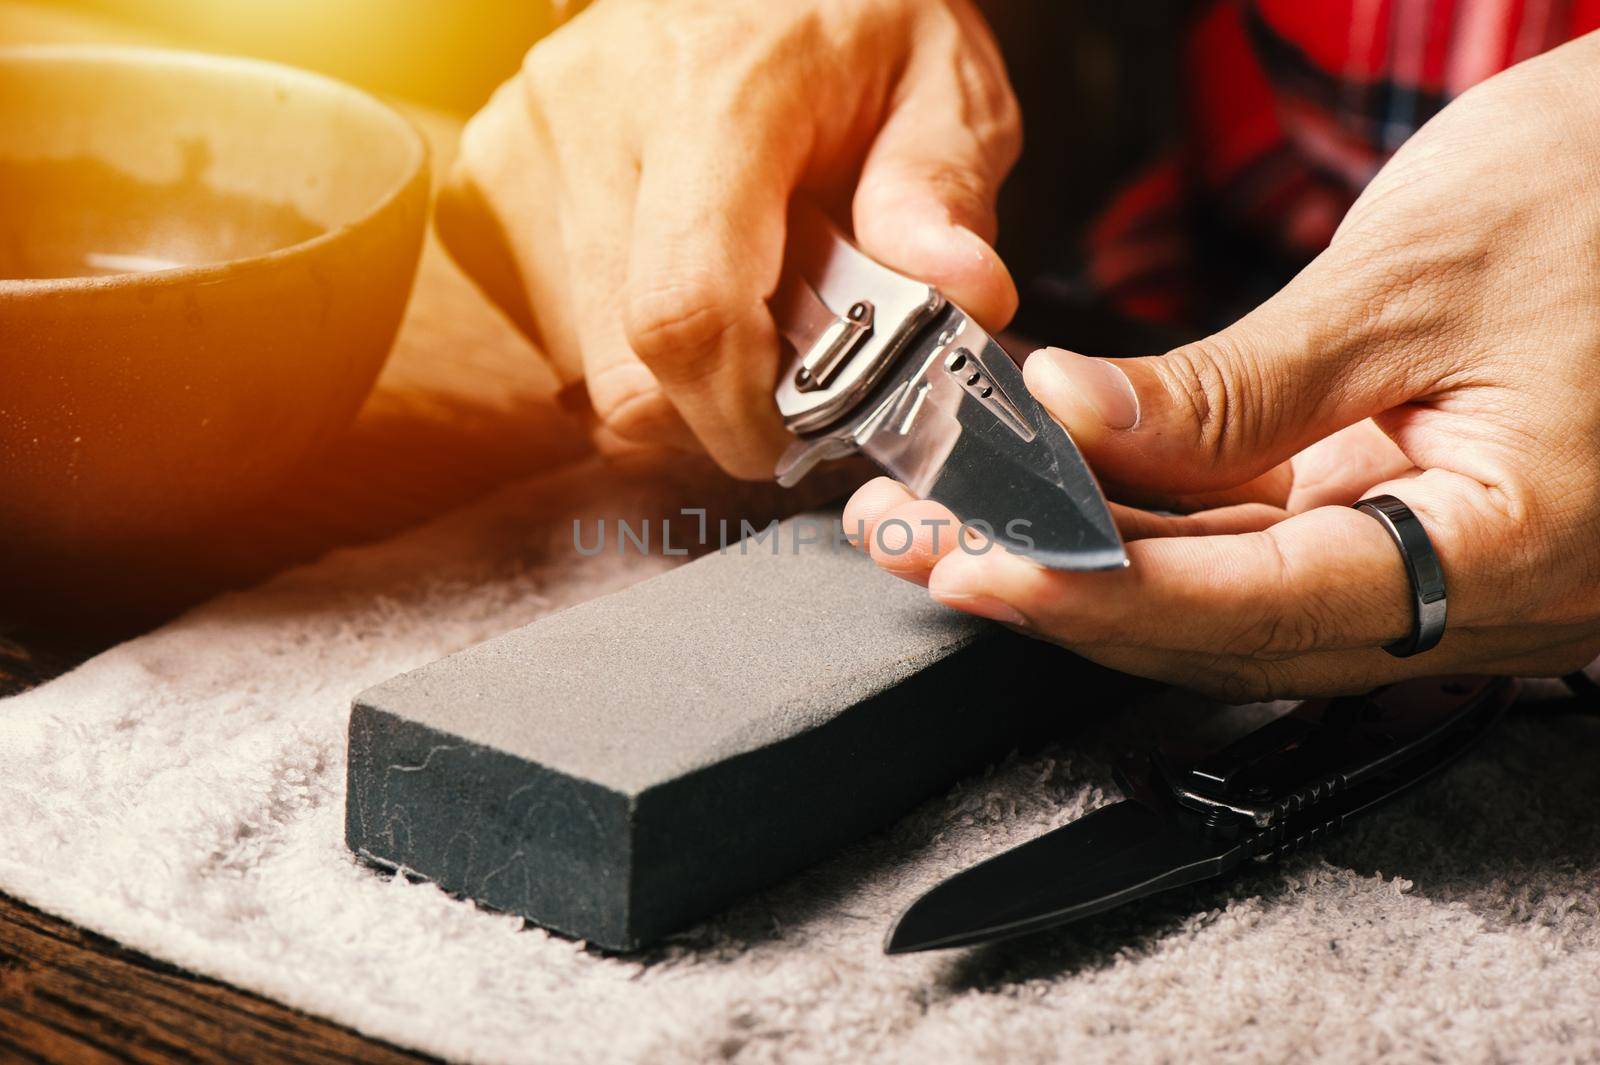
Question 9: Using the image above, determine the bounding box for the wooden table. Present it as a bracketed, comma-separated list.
[0, 894, 431, 1064]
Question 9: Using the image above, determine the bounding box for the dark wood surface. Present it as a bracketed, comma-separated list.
[0, 893, 433, 1065]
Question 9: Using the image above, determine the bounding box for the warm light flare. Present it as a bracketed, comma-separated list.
[53, 0, 554, 110]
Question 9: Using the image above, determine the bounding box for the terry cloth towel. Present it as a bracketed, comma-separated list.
[2, 460, 1599, 1064]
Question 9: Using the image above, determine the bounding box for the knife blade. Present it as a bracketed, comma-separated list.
[886, 674, 1517, 954]
[885, 799, 1240, 954]
[769, 203, 1126, 571]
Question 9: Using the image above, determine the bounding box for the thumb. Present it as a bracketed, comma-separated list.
[850, 68, 1021, 331]
[1023, 266, 1436, 494]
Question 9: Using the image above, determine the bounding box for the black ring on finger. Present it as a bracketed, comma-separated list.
[1353, 494, 1447, 658]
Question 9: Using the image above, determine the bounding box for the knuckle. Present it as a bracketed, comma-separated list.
[952, 48, 1022, 171]
[1219, 534, 1328, 659]
[1212, 661, 1282, 704]
[587, 365, 671, 444]
[623, 276, 739, 379]
[1156, 337, 1268, 466]
[452, 109, 493, 175]
[981, 79, 1024, 171]
[453, 81, 528, 178]
[599, 391, 673, 446]
[521, 34, 585, 107]
[1229, 609, 1327, 661]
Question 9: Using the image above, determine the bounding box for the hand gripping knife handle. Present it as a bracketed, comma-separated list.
[769, 201, 949, 486]
[766, 202, 1128, 571]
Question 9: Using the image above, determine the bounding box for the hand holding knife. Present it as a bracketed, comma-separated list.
[770, 202, 1127, 572]
[766, 209, 1536, 957]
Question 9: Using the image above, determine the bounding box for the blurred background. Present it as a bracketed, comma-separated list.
[19, 1, 1192, 358]
[31, 0, 1186, 299]
[42, 0, 555, 112]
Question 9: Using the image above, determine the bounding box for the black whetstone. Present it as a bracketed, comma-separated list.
[345, 513, 1112, 950]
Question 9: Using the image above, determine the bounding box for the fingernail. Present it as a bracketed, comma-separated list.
[950, 224, 994, 265]
[932, 592, 1028, 627]
[1028, 348, 1140, 431]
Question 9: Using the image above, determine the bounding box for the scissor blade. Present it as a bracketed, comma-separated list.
[859, 327, 1126, 572]
[885, 800, 1239, 954]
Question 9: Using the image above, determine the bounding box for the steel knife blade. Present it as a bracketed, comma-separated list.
[885, 675, 1517, 955]
[769, 203, 1126, 571]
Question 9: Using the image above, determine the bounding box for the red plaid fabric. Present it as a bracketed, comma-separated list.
[1085, 0, 1600, 326]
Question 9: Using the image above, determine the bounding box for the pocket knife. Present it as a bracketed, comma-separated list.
[769, 203, 1126, 571]
[886, 674, 1517, 953]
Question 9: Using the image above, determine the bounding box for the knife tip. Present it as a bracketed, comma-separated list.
[883, 904, 939, 955]
[883, 902, 968, 955]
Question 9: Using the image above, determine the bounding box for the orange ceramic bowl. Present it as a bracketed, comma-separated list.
[0, 45, 427, 569]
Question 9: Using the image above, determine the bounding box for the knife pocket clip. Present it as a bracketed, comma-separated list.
[794, 297, 875, 393]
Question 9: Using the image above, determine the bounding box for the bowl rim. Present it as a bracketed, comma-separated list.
[0, 43, 430, 296]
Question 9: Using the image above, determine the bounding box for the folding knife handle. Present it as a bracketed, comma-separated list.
[770, 201, 944, 439]
[1251, 678, 1515, 860]
[1164, 675, 1517, 828]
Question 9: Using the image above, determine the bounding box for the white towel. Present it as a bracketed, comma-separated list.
[3, 461, 1598, 1064]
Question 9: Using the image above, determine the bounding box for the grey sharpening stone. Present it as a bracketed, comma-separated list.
[345, 513, 1120, 950]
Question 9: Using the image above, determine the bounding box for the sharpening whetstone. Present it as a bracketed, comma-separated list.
[345, 513, 1119, 950]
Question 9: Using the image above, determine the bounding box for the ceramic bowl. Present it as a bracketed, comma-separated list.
[0, 45, 428, 573]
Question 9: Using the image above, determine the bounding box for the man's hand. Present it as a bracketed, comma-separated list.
[439, 0, 1021, 478]
[846, 31, 1600, 700]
